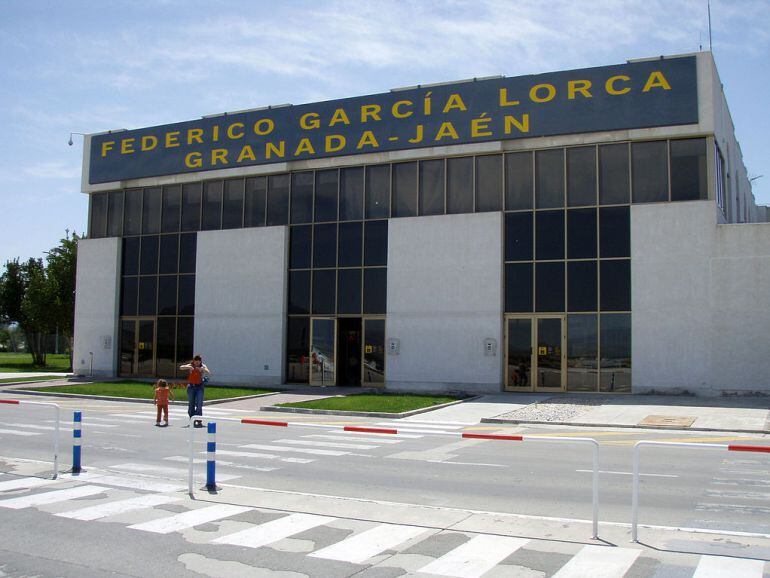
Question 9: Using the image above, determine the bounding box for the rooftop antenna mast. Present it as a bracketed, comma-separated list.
[707, 0, 713, 51]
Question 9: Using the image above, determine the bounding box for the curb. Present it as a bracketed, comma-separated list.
[481, 417, 769, 435]
[261, 396, 475, 419]
[4, 388, 278, 406]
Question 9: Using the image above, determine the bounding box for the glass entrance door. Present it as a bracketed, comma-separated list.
[119, 318, 156, 376]
[310, 318, 336, 385]
[505, 316, 565, 391]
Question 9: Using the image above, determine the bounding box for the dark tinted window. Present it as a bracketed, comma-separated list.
[289, 225, 312, 269]
[142, 187, 161, 234]
[138, 276, 157, 315]
[288, 270, 311, 314]
[286, 317, 309, 383]
[121, 277, 138, 316]
[599, 206, 630, 258]
[600, 259, 631, 311]
[107, 191, 123, 237]
[157, 276, 178, 316]
[176, 317, 195, 374]
[313, 223, 337, 269]
[536, 149, 564, 208]
[158, 234, 179, 274]
[476, 155, 502, 212]
[122, 237, 139, 276]
[244, 177, 266, 227]
[222, 179, 244, 229]
[365, 165, 390, 219]
[567, 314, 598, 392]
[90, 193, 107, 238]
[314, 170, 338, 222]
[201, 181, 222, 230]
[337, 269, 362, 314]
[124, 188, 142, 235]
[156, 318, 176, 376]
[267, 174, 290, 226]
[632, 141, 668, 203]
[139, 236, 159, 275]
[363, 268, 387, 314]
[600, 313, 631, 392]
[567, 208, 597, 260]
[536, 210, 564, 260]
[338, 222, 363, 267]
[392, 162, 418, 218]
[161, 185, 181, 233]
[312, 269, 336, 314]
[178, 233, 196, 274]
[599, 143, 629, 204]
[505, 212, 533, 261]
[340, 167, 364, 221]
[505, 263, 533, 312]
[536, 262, 565, 312]
[291, 172, 313, 224]
[670, 138, 707, 201]
[419, 159, 444, 216]
[181, 183, 201, 232]
[177, 275, 195, 315]
[568, 261, 597, 311]
[505, 151, 533, 210]
[447, 156, 473, 214]
[567, 146, 596, 207]
[364, 220, 388, 266]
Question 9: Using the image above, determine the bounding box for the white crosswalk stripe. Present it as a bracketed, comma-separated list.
[386, 428, 457, 436]
[56, 494, 182, 521]
[0, 476, 61, 492]
[109, 462, 240, 481]
[214, 449, 314, 464]
[241, 443, 349, 457]
[304, 434, 403, 444]
[0, 485, 109, 509]
[273, 439, 379, 450]
[0, 428, 41, 437]
[309, 523, 428, 563]
[417, 535, 529, 578]
[329, 430, 424, 439]
[58, 472, 184, 492]
[212, 513, 334, 548]
[165, 455, 279, 472]
[551, 545, 641, 578]
[692, 555, 766, 577]
[129, 504, 252, 533]
[403, 419, 477, 426]
[376, 422, 464, 430]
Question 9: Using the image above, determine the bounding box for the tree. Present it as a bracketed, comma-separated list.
[45, 231, 79, 363]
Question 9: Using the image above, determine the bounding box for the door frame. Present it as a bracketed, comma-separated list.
[119, 317, 157, 377]
[309, 317, 337, 386]
[504, 314, 566, 392]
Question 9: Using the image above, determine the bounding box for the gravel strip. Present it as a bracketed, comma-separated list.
[496, 395, 611, 422]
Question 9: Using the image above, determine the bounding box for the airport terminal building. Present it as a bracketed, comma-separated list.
[73, 52, 770, 395]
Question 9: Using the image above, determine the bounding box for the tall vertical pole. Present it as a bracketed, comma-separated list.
[72, 411, 82, 473]
[708, 0, 713, 51]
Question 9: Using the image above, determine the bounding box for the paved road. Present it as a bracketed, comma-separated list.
[1, 396, 769, 577]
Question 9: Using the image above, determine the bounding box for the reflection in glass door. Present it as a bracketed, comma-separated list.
[363, 318, 385, 386]
[119, 318, 156, 376]
[310, 318, 336, 385]
[536, 318, 563, 390]
[505, 319, 532, 390]
[505, 316, 565, 391]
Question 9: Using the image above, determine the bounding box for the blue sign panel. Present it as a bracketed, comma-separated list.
[89, 56, 697, 184]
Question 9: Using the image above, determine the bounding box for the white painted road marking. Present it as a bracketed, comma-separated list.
[128, 504, 252, 533]
[418, 535, 529, 578]
[309, 523, 428, 563]
[551, 545, 641, 578]
[329, 430, 424, 439]
[212, 512, 334, 548]
[305, 434, 403, 444]
[0, 428, 41, 436]
[110, 462, 239, 481]
[58, 472, 184, 493]
[0, 485, 109, 509]
[692, 555, 765, 577]
[575, 469, 679, 478]
[0, 477, 60, 492]
[241, 444, 349, 457]
[213, 449, 314, 464]
[274, 438, 379, 450]
[56, 494, 182, 521]
[376, 422, 463, 430]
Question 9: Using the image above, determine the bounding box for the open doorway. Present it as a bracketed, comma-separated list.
[336, 317, 362, 386]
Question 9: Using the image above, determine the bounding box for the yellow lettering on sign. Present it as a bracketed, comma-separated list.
[300, 112, 321, 130]
[434, 121, 459, 141]
[187, 128, 204, 144]
[165, 131, 181, 148]
[605, 75, 631, 95]
[504, 114, 530, 134]
[471, 115, 492, 137]
[120, 138, 135, 154]
[408, 124, 424, 143]
[391, 100, 413, 118]
[643, 71, 671, 92]
[185, 152, 203, 168]
[325, 134, 346, 152]
[141, 135, 158, 151]
[295, 137, 315, 155]
[212, 125, 220, 142]
[237, 145, 256, 162]
[100, 141, 115, 157]
[265, 141, 285, 159]
[211, 148, 228, 166]
[357, 130, 379, 149]
[530, 84, 556, 103]
[253, 118, 274, 135]
[568, 79, 592, 99]
[227, 122, 245, 139]
[442, 93, 467, 113]
[360, 104, 382, 123]
[499, 88, 520, 107]
[329, 108, 350, 126]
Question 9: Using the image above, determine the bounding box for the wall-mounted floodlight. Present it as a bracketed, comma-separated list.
[68, 132, 86, 146]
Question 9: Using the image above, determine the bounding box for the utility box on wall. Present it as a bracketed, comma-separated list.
[484, 338, 497, 356]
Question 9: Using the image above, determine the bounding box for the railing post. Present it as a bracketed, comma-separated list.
[72, 411, 82, 473]
[52, 403, 60, 479]
[188, 415, 195, 497]
[206, 421, 217, 492]
[591, 439, 599, 540]
[631, 441, 642, 542]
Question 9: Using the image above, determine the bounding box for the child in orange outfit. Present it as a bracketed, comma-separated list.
[154, 379, 174, 427]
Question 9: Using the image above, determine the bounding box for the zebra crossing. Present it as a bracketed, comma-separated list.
[0, 473, 767, 577]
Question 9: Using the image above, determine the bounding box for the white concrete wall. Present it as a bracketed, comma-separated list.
[194, 227, 288, 384]
[73, 237, 121, 377]
[386, 212, 503, 393]
[632, 200, 770, 395]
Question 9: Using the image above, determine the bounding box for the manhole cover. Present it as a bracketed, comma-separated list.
[638, 415, 696, 428]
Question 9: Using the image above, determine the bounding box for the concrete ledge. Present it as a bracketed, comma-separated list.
[261, 396, 475, 419]
[482, 417, 769, 435]
[4, 388, 278, 406]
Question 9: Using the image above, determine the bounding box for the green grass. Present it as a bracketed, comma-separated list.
[18, 381, 275, 400]
[0, 353, 71, 373]
[0, 376, 64, 384]
[277, 393, 462, 413]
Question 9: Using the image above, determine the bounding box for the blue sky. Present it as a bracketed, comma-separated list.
[1, 0, 768, 265]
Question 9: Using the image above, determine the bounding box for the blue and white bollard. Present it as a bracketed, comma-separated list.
[72, 411, 82, 473]
[205, 421, 217, 491]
